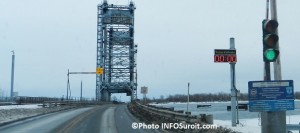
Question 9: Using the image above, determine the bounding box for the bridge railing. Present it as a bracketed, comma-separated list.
[131, 101, 213, 124]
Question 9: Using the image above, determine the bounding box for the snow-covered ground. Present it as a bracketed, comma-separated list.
[0, 104, 75, 125]
[0, 104, 42, 110]
[215, 115, 300, 133]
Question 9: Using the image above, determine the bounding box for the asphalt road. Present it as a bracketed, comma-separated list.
[0, 104, 159, 133]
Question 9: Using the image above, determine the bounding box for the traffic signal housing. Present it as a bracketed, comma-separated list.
[262, 19, 279, 62]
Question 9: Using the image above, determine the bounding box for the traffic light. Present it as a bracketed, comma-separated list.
[262, 19, 279, 62]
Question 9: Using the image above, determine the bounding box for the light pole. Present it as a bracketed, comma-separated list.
[10, 51, 15, 99]
[187, 82, 190, 114]
[80, 80, 83, 101]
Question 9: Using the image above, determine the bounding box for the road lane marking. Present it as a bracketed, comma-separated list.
[56, 107, 97, 133]
[99, 106, 117, 133]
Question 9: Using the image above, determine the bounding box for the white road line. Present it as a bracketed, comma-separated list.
[99, 106, 118, 133]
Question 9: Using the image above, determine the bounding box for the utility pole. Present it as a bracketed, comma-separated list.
[10, 51, 15, 99]
[67, 69, 70, 100]
[230, 38, 237, 127]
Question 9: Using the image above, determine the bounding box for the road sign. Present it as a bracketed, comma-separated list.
[141, 86, 148, 94]
[96, 68, 103, 75]
[248, 80, 294, 112]
[214, 49, 237, 63]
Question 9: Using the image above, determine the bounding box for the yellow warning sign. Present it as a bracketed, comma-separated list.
[96, 68, 104, 75]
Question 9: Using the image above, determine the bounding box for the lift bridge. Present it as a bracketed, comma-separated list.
[96, 1, 137, 102]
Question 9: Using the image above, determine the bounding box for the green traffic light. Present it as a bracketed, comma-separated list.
[264, 49, 279, 62]
[265, 49, 275, 60]
[262, 19, 280, 62]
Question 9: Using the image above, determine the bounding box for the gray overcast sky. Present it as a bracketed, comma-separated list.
[1, 0, 300, 101]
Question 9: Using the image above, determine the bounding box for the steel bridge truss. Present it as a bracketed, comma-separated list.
[96, 1, 137, 101]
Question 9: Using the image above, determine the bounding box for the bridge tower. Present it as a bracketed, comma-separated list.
[96, 0, 137, 102]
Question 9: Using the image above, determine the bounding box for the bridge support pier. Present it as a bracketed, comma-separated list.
[101, 90, 111, 102]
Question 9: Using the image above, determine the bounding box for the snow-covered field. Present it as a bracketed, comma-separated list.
[215, 115, 300, 133]
[0, 104, 75, 125]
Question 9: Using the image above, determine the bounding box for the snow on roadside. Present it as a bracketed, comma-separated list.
[0, 104, 42, 110]
[0, 105, 75, 125]
[286, 114, 300, 124]
[215, 118, 260, 133]
[214, 115, 300, 133]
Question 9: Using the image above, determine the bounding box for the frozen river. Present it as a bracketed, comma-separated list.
[152, 100, 300, 120]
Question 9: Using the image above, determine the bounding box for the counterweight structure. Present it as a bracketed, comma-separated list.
[96, 1, 137, 101]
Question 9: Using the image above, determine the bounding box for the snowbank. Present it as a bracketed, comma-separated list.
[0, 105, 75, 125]
[214, 115, 300, 133]
[0, 104, 41, 110]
[215, 118, 260, 133]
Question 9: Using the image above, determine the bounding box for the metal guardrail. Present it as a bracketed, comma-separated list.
[287, 123, 300, 133]
[134, 102, 213, 124]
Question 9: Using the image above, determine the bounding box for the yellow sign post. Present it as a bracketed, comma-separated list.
[96, 68, 104, 75]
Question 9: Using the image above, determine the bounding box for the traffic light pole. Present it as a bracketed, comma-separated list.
[261, 0, 286, 133]
[271, 0, 282, 80]
[264, 62, 271, 81]
[261, 61, 286, 133]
